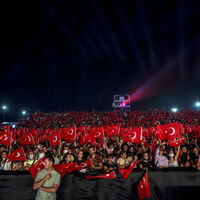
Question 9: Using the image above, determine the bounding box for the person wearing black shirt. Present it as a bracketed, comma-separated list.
[74, 150, 86, 164]
[190, 147, 199, 168]
[103, 155, 116, 173]
[139, 152, 152, 169]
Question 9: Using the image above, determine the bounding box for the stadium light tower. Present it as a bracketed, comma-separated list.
[171, 107, 178, 113]
[2, 105, 7, 122]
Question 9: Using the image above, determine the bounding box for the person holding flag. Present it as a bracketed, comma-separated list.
[24, 150, 38, 170]
[33, 155, 61, 200]
[154, 140, 169, 168]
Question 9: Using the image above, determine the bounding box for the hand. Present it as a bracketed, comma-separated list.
[45, 173, 51, 181]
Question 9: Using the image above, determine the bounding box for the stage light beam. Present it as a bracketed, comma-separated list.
[171, 107, 178, 113]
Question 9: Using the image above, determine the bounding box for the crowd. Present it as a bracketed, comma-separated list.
[22, 109, 200, 129]
[0, 109, 200, 173]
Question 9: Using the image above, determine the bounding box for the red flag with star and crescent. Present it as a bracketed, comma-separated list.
[105, 124, 120, 138]
[48, 131, 61, 146]
[0, 132, 12, 146]
[86, 171, 116, 180]
[67, 160, 92, 173]
[90, 127, 104, 139]
[122, 127, 142, 144]
[6, 147, 26, 162]
[62, 125, 77, 143]
[162, 122, 181, 141]
[54, 162, 77, 178]
[18, 133, 35, 146]
[156, 124, 167, 141]
[119, 160, 141, 179]
[29, 157, 46, 178]
[137, 170, 151, 200]
[79, 134, 96, 146]
[167, 138, 186, 147]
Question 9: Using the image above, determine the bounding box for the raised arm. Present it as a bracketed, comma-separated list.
[174, 146, 181, 161]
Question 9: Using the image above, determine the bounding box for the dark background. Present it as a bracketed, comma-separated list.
[0, 169, 200, 200]
[1, 0, 200, 122]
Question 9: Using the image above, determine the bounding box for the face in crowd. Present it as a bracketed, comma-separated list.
[193, 147, 198, 155]
[123, 144, 128, 152]
[121, 152, 127, 159]
[168, 149, 175, 158]
[159, 148, 164, 156]
[42, 147, 47, 154]
[65, 153, 71, 163]
[182, 146, 187, 153]
[63, 146, 70, 154]
[44, 157, 53, 170]
[34, 148, 39, 155]
[29, 151, 35, 160]
[143, 152, 149, 161]
[1, 151, 7, 160]
[77, 150, 84, 160]
[107, 155, 113, 163]
[89, 147, 95, 156]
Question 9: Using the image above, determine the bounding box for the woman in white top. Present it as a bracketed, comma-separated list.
[168, 146, 180, 167]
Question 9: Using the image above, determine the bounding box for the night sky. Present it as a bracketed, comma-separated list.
[1, 0, 200, 122]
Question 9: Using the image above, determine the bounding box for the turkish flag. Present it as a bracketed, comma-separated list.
[16, 127, 26, 138]
[105, 124, 120, 138]
[29, 157, 45, 178]
[179, 124, 185, 134]
[48, 131, 60, 146]
[192, 125, 200, 138]
[44, 128, 51, 137]
[62, 125, 77, 143]
[6, 147, 26, 162]
[0, 132, 11, 146]
[185, 125, 193, 134]
[18, 133, 35, 146]
[162, 122, 181, 141]
[91, 127, 104, 139]
[85, 171, 116, 180]
[120, 127, 130, 137]
[37, 133, 47, 144]
[54, 162, 77, 178]
[140, 129, 147, 145]
[167, 138, 186, 147]
[119, 160, 141, 179]
[156, 124, 167, 141]
[122, 127, 142, 144]
[137, 170, 151, 200]
[77, 126, 87, 138]
[67, 160, 92, 173]
[79, 134, 96, 146]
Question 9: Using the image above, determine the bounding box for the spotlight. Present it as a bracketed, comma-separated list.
[171, 107, 178, 113]
[22, 110, 26, 115]
[2, 105, 7, 110]
[195, 102, 200, 108]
